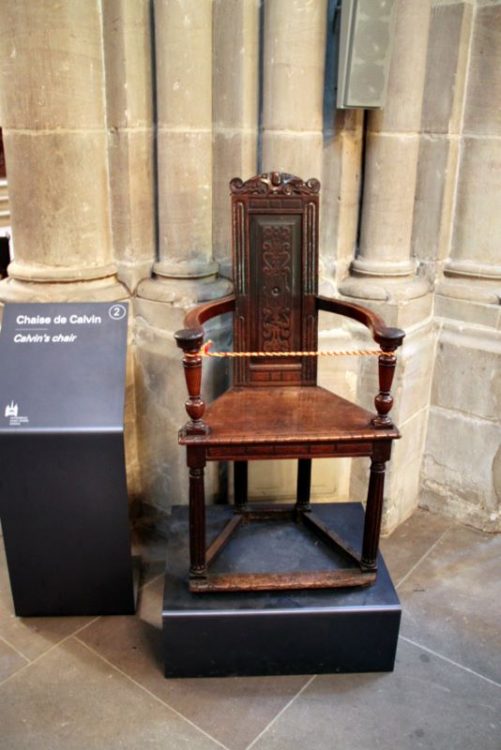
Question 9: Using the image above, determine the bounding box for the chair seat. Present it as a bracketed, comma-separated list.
[180, 386, 399, 446]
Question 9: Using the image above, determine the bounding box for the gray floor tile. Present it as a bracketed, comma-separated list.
[0, 637, 223, 750]
[2, 508, 499, 750]
[250, 639, 501, 750]
[0, 636, 28, 682]
[0, 541, 94, 661]
[77, 577, 311, 750]
[380, 508, 451, 585]
[398, 524, 501, 683]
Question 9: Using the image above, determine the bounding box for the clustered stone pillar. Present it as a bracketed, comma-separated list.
[419, 0, 501, 532]
[0, 2, 125, 304]
[0, 0, 497, 533]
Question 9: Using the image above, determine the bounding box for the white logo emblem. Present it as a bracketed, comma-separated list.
[4, 401, 29, 426]
[4, 401, 18, 418]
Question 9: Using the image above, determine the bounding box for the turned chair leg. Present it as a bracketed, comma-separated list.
[188, 448, 207, 579]
[234, 461, 248, 511]
[296, 459, 312, 511]
[361, 445, 391, 571]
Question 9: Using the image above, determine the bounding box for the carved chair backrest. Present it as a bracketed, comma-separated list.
[230, 172, 320, 388]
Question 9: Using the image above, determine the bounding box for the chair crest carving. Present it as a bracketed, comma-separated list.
[230, 172, 320, 196]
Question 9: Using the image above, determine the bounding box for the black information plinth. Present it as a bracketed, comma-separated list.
[163, 503, 401, 677]
[0, 302, 136, 616]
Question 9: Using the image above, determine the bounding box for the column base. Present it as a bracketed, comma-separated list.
[437, 275, 501, 306]
[137, 274, 232, 308]
[116, 259, 154, 294]
[7, 260, 119, 282]
[153, 258, 219, 280]
[351, 257, 416, 278]
[0, 276, 128, 304]
[444, 259, 501, 282]
[339, 273, 429, 303]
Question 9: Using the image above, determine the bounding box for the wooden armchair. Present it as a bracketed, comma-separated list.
[175, 172, 404, 593]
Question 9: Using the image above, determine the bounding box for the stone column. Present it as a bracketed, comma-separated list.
[135, 0, 231, 511]
[213, 0, 260, 278]
[261, 0, 327, 179]
[322, 109, 364, 290]
[0, 1, 144, 497]
[0, 1, 126, 303]
[420, 1, 501, 533]
[146, 0, 217, 287]
[339, 0, 437, 533]
[138, 0, 230, 303]
[412, 0, 475, 288]
[436, 1, 501, 308]
[103, 0, 156, 293]
[340, 0, 431, 309]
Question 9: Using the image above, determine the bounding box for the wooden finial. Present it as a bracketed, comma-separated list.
[174, 328, 209, 436]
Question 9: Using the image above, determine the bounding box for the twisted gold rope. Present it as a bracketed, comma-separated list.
[200, 340, 382, 358]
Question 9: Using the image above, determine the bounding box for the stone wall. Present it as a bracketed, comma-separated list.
[0, 0, 498, 534]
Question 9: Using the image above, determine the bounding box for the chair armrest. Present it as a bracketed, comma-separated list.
[174, 294, 235, 437]
[184, 294, 236, 330]
[316, 295, 405, 428]
[316, 295, 405, 350]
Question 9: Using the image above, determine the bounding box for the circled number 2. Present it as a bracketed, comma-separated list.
[108, 304, 127, 321]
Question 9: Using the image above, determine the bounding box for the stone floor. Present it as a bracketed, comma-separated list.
[0, 506, 500, 750]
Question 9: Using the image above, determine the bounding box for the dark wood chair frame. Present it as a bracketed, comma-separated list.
[175, 172, 405, 594]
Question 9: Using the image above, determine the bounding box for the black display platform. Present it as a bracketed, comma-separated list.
[0, 303, 136, 616]
[163, 503, 401, 678]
